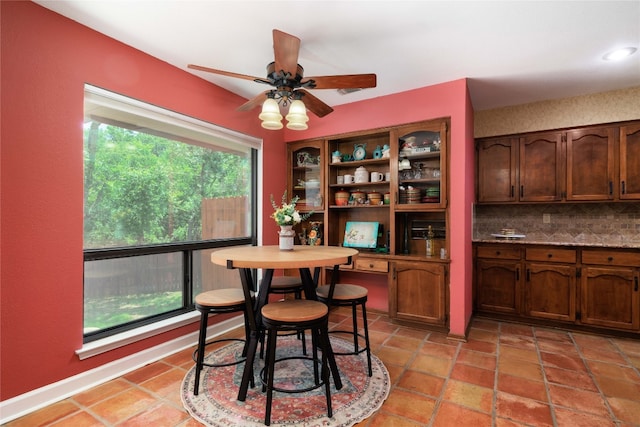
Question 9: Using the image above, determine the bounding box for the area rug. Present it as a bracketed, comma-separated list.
[181, 335, 390, 426]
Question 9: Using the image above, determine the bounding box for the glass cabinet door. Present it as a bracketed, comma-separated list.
[288, 140, 324, 212]
[395, 121, 448, 210]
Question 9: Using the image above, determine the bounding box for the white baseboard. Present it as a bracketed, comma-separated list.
[0, 316, 244, 424]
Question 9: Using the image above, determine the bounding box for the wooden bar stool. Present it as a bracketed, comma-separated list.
[192, 288, 253, 395]
[261, 299, 333, 426]
[260, 275, 307, 356]
[316, 282, 373, 377]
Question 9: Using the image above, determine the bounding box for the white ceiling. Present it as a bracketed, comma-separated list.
[36, 0, 640, 112]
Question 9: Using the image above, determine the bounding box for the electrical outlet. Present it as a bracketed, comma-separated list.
[543, 213, 551, 224]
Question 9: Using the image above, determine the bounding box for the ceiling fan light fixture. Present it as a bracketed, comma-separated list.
[259, 97, 283, 129]
[285, 99, 309, 130]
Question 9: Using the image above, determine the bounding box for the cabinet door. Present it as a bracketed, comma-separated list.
[391, 261, 446, 326]
[566, 127, 615, 201]
[580, 266, 640, 331]
[519, 132, 563, 202]
[620, 123, 640, 200]
[476, 137, 518, 202]
[476, 259, 521, 314]
[525, 263, 576, 322]
[288, 140, 324, 211]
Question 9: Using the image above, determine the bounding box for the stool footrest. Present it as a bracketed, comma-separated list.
[192, 338, 247, 368]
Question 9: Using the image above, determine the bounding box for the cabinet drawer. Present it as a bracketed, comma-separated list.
[581, 250, 640, 267]
[354, 258, 389, 273]
[476, 246, 521, 260]
[526, 247, 576, 263]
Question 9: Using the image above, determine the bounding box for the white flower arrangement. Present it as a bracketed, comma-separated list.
[270, 191, 313, 226]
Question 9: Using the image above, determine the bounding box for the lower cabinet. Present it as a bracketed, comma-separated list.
[581, 250, 640, 330]
[390, 260, 447, 327]
[474, 243, 640, 335]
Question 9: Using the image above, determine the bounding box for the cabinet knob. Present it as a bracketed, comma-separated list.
[547, 253, 553, 258]
[369, 263, 374, 268]
[496, 251, 501, 256]
[608, 256, 613, 262]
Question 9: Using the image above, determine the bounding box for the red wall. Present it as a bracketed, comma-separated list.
[1, 1, 473, 401]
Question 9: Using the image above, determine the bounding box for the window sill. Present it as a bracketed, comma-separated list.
[76, 311, 200, 360]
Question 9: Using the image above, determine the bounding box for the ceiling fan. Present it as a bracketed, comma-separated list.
[188, 29, 377, 119]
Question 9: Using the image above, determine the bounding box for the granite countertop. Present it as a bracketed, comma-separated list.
[473, 234, 640, 249]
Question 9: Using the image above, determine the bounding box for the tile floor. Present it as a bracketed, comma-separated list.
[7, 309, 640, 426]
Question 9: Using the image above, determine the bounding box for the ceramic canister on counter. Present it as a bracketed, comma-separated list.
[368, 192, 382, 205]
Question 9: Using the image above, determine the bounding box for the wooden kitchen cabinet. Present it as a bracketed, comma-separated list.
[476, 137, 518, 202]
[476, 120, 640, 204]
[580, 249, 640, 331]
[566, 126, 616, 201]
[475, 245, 522, 315]
[524, 247, 577, 322]
[620, 123, 640, 200]
[519, 131, 564, 202]
[390, 260, 447, 326]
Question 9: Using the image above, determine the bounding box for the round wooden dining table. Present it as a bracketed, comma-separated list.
[211, 245, 359, 402]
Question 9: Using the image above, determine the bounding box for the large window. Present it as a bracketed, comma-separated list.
[83, 85, 260, 341]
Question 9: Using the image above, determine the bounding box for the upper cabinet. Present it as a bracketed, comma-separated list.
[394, 121, 448, 210]
[288, 139, 325, 212]
[476, 121, 640, 204]
[620, 123, 640, 200]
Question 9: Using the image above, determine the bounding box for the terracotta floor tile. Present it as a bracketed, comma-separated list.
[460, 338, 497, 354]
[177, 417, 207, 427]
[536, 339, 580, 355]
[553, 407, 617, 427]
[587, 359, 640, 383]
[607, 396, 640, 425]
[117, 402, 189, 426]
[419, 341, 458, 359]
[548, 383, 611, 418]
[426, 332, 459, 346]
[397, 369, 446, 397]
[613, 338, 640, 357]
[495, 391, 554, 427]
[366, 411, 425, 426]
[90, 388, 157, 424]
[495, 417, 530, 427]
[450, 363, 495, 388]
[384, 334, 423, 352]
[409, 353, 452, 377]
[385, 363, 406, 384]
[48, 410, 104, 426]
[540, 351, 587, 372]
[499, 334, 536, 349]
[72, 378, 132, 407]
[376, 346, 415, 367]
[123, 360, 174, 384]
[596, 376, 640, 399]
[394, 326, 430, 341]
[499, 344, 539, 363]
[380, 388, 436, 424]
[467, 328, 499, 343]
[470, 318, 501, 331]
[544, 365, 598, 391]
[139, 368, 188, 397]
[5, 400, 80, 427]
[164, 348, 197, 368]
[500, 323, 534, 336]
[581, 346, 628, 364]
[573, 333, 618, 352]
[457, 348, 497, 370]
[432, 401, 493, 427]
[497, 357, 544, 381]
[368, 319, 399, 334]
[442, 379, 494, 413]
[534, 328, 573, 343]
[497, 373, 547, 402]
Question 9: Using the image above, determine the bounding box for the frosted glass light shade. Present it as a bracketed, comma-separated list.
[259, 98, 283, 129]
[285, 100, 309, 130]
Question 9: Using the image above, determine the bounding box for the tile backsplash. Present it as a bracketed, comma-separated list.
[473, 203, 640, 247]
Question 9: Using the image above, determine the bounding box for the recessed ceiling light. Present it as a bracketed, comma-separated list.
[602, 47, 637, 61]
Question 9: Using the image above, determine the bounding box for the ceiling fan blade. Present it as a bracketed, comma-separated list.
[298, 89, 333, 118]
[237, 91, 270, 112]
[188, 64, 264, 82]
[273, 29, 300, 76]
[302, 74, 377, 89]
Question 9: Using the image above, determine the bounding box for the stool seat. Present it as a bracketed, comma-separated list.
[316, 283, 367, 300]
[262, 299, 328, 323]
[195, 288, 248, 308]
[268, 276, 303, 291]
